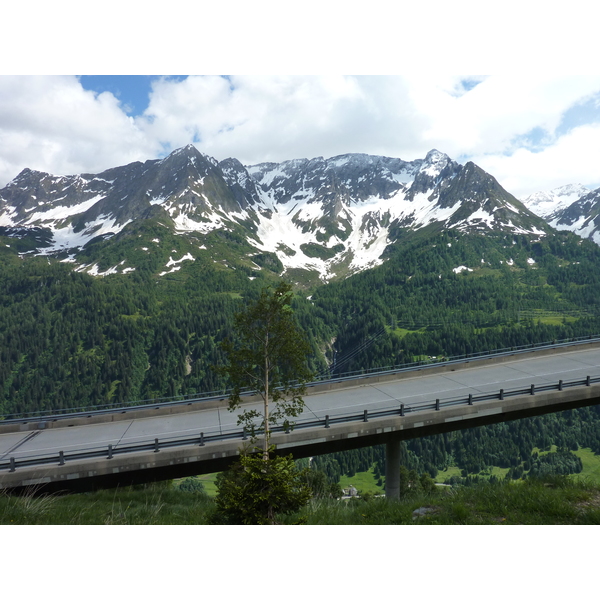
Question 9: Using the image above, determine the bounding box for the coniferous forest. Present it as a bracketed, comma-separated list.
[2, 225, 600, 482]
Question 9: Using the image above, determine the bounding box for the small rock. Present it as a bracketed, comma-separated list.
[412, 506, 437, 520]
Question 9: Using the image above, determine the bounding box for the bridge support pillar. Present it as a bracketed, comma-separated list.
[385, 439, 402, 500]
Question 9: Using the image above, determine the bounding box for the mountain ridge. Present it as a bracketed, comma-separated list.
[521, 183, 600, 245]
[0, 145, 554, 283]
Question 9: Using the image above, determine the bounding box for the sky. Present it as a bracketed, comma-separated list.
[2, 73, 600, 199]
[1, 3, 600, 201]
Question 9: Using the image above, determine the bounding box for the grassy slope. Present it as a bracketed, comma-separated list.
[298, 477, 600, 525]
[2, 475, 599, 525]
[3, 443, 598, 525]
[339, 467, 385, 495]
[574, 448, 600, 483]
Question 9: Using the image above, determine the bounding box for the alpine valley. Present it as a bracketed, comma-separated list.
[3, 145, 600, 483]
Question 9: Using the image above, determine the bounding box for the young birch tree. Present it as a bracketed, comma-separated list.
[220, 282, 313, 460]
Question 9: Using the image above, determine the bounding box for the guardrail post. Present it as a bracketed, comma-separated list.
[400, 404, 404, 416]
[9, 457, 15, 472]
[59, 451, 65, 465]
[435, 399, 440, 411]
[586, 375, 591, 386]
[199, 432, 205, 446]
[325, 415, 330, 429]
[468, 394, 473, 406]
[108, 444, 113, 459]
[530, 384, 535, 395]
[558, 380, 563, 391]
[500, 389, 504, 400]
[363, 409, 368, 422]
[243, 428, 247, 440]
[154, 438, 159, 453]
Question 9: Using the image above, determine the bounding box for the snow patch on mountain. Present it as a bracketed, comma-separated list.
[75, 259, 131, 277]
[87, 260, 125, 277]
[159, 252, 195, 276]
[171, 207, 250, 234]
[165, 252, 195, 267]
[250, 184, 467, 280]
[399, 192, 462, 227]
[24, 195, 104, 225]
[38, 215, 132, 254]
[0, 205, 17, 226]
[552, 213, 600, 244]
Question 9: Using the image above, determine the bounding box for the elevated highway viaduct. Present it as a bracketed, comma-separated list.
[2, 339, 600, 498]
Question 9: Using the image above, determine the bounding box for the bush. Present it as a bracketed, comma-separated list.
[178, 477, 206, 494]
[211, 452, 312, 525]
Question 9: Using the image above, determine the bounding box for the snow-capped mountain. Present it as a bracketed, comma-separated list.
[521, 184, 590, 219]
[0, 145, 553, 282]
[543, 187, 600, 244]
[520, 183, 600, 245]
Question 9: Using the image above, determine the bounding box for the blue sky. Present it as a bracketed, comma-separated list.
[78, 76, 190, 116]
[78, 76, 156, 116]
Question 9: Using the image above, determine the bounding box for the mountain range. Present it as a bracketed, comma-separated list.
[1, 144, 598, 284]
[520, 183, 600, 244]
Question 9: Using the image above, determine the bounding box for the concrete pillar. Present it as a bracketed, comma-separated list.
[385, 439, 402, 499]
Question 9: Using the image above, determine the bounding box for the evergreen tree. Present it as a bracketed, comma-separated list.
[211, 453, 312, 525]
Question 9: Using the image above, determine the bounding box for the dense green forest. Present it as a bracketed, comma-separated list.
[2, 226, 600, 482]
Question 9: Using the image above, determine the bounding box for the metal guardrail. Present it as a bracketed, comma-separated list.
[316, 334, 600, 382]
[2, 374, 600, 475]
[2, 334, 600, 425]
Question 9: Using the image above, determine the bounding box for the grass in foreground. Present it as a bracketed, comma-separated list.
[2, 476, 600, 525]
[0, 482, 216, 525]
[291, 476, 600, 525]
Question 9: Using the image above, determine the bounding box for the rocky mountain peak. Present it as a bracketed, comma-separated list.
[422, 149, 451, 172]
[522, 183, 591, 219]
[0, 146, 556, 282]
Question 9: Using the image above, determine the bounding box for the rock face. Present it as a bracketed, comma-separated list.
[0, 145, 553, 281]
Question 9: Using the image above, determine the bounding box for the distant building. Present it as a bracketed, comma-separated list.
[343, 485, 358, 497]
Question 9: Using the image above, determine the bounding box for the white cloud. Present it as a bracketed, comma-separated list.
[402, 75, 600, 157]
[1, 74, 600, 200]
[473, 123, 600, 197]
[136, 75, 600, 195]
[136, 75, 428, 164]
[0, 76, 158, 184]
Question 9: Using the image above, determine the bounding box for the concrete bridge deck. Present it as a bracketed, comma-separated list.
[2, 340, 600, 494]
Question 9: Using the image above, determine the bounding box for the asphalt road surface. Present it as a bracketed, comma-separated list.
[2, 345, 600, 463]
